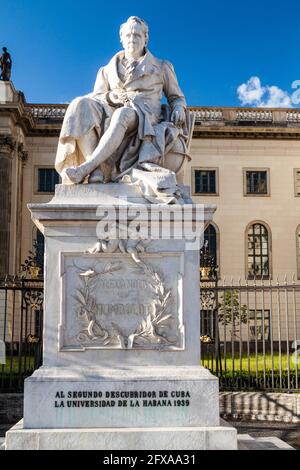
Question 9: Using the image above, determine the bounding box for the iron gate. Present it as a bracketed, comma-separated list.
[0, 276, 43, 392]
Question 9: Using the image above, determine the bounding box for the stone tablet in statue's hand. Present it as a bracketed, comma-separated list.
[170, 105, 186, 127]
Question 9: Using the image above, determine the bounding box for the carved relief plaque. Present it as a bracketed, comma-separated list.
[59, 252, 184, 351]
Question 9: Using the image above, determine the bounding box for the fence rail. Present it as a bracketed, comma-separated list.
[200, 276, 300, 392]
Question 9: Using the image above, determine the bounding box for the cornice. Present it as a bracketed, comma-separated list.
[192, 125, 300, 140]
[0, 101, 35, 135]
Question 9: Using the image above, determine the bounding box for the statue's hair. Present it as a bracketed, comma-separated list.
[119, 16, 149, 45]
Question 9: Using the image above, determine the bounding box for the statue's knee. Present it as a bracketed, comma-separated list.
[71, 96, 94, 111]
[113, 107, 137, 128]
[67, 96, 104, 128]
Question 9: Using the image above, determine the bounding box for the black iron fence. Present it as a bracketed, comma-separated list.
[1, 272, 300, 393]
[200, 276, 300, 392]
[0, 276, 43, 392]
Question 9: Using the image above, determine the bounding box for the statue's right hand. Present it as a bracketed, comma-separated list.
[108, 92, 120, 105]
[108, 91, 125, 106]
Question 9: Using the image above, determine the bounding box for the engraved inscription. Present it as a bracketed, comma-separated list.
[53, 390, 191, 409]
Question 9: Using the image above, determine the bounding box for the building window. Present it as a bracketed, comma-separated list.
[36, 230, 45, 272]
[247, 223, 270, 279]
[204, 224, 217, 265]
[36, 168, 59, 193]
[294, 169, 300, 196]
[193, 168, 218, 195]
[249, 310, 270, 341]
[244, 169, 269, 196]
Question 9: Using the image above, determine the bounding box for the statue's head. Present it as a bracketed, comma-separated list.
[120, 16, 148, 58]
[3, 47, 7, 52]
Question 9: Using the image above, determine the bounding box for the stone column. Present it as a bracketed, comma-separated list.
[0, 136, 15, 275]
[14, 142, 28, 273]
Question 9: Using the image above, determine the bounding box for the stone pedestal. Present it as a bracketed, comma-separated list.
[6, 183, 237, 450]
[23, 366, 219, 429]
[0, 80, 17, 103]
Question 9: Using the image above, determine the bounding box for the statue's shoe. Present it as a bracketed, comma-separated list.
[88, 168, 104, 183]
[65, 166, 86, 184]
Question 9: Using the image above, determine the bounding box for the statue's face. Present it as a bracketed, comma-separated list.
[121, 22, 146, 58]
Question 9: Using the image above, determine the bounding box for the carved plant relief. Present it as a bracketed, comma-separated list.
[70, 239, 180, 350]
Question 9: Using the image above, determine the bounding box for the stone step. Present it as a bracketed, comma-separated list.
[237, 434, 294, 450]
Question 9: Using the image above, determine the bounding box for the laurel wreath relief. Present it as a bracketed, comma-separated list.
[74, 239, 176, 349]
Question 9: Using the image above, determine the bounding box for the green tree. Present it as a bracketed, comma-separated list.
[218, 291, 247, 339]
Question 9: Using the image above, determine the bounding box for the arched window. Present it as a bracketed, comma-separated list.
[204, 224, 217, 266]
[31, 227, 45, 272]
[247, 222, 270, 279]
[36, 230, 45, 271]
[200, 224, 219, 338]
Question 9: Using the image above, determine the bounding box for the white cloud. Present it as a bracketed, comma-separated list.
[237, 76, 293, 108]
[237, 76, 265, 106]
[262, 86, 292, 108]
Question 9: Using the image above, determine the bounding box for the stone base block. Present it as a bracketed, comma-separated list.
[6, 420, 237, 450]
[24, 366, 220, 429]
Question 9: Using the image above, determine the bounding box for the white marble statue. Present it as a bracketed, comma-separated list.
[55, 16, 193, 202]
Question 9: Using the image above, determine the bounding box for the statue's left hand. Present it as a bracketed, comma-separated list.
[170, 105, 186, 127]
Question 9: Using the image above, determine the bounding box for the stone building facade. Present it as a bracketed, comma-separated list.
[1, 80, 300, 283]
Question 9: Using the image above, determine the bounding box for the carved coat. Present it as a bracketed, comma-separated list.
[55, 50, 188, 178]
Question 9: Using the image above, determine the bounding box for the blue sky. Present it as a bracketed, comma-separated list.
[1, 0, 299, 107]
